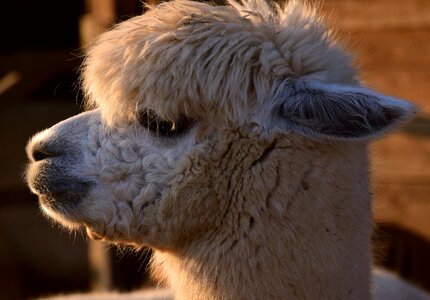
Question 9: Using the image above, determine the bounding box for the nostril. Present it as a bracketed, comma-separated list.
[32, 149, 49, 161]
[31, 146, 59, 162]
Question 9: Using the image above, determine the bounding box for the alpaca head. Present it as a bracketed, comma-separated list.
[26, 0, 415, 250]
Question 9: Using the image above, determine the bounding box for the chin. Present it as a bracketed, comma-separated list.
[38, 196, 84, 230]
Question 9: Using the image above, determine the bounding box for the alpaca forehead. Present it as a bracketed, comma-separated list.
[83, 0, 355, 124]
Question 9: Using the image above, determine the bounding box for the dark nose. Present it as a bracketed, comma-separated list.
[31, 143, 61, 161]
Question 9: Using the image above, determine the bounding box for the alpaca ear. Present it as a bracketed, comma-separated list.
[276, 80, 417, 140]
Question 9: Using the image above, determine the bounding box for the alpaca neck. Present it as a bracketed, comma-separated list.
[153, 138, 373, 299]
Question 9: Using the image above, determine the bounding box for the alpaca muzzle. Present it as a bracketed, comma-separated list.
[25, 112, 97, 215]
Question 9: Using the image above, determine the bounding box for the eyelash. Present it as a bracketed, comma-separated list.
[138, 110, 192, 137]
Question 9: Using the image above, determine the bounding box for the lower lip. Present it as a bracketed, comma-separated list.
[39, 197, 83, 229]
[38, 190, 85, 210]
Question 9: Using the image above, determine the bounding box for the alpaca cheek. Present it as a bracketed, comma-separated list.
[146, 135, 280, 247]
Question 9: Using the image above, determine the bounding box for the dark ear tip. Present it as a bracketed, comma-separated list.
[397, 101, 419, 121]
[274, 80, 419, 140]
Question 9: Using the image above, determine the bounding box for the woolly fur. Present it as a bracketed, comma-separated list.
[83, 0, 356, 125]
[25, 0, 418, 299]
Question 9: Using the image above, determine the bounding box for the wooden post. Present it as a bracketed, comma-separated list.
[79, 0, 115, 47]
[79, 0, 116, 292]
[78, 0, 145, 292]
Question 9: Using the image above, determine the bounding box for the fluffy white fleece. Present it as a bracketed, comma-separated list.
[83, 0, 356, 126]
[25, 0, 428, 299]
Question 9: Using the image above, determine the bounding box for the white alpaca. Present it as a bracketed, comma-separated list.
[25, 0, 429, 299]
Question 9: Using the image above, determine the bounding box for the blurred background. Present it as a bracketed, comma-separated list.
[0, 0, 429, 299]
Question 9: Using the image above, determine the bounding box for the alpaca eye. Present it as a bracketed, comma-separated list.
[138, 110, 191, 137]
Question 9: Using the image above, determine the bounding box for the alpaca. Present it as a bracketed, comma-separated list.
[25, 0, 428, 299]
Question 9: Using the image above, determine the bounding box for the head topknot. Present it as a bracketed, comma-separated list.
[83, 0, 356, 125]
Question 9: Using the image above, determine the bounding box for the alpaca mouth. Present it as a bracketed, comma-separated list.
[38, 189, 90, 210]
[26, 162, 94, 211]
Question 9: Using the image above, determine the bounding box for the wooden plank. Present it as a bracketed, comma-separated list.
[373, 183, 430, 241]
[371, 133, 430, 180]
[322, 0, 430, 30]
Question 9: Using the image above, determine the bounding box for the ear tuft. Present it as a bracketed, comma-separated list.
[277, 80, 417, 140]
